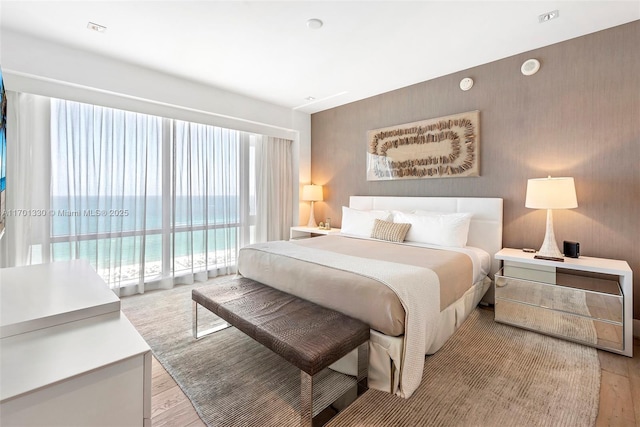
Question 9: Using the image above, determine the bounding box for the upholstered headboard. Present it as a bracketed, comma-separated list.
[349, 196, 503, 278]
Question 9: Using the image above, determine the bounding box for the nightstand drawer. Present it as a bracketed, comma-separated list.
[495, 248, 633, 357]
[495, 299, 624, 351]
[503, 261, 556, 283]
[495, 271, 622, 323]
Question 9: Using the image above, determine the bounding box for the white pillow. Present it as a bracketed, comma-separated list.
[393, 211, 473, 247]
[341, 207, 392, 237]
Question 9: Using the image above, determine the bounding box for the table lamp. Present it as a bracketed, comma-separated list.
[302, 184, 323, 228]
[525, 176, 578, 259]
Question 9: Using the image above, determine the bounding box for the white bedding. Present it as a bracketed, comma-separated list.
[239, 239, 440, 399]
[238, 196, 502, 397]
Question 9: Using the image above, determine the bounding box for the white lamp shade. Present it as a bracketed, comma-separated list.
[525, 177, 577, 210]
[302, 184, 323, 202]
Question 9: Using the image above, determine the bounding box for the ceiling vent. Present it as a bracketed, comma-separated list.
[87, 22, 107, 33]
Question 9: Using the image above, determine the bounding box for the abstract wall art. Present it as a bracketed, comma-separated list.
[367, 110, 479, 180]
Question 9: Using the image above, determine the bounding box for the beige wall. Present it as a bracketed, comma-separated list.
[310, 22, 640, 320]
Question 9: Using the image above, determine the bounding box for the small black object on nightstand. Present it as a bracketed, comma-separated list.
[563, 241, 580, 258]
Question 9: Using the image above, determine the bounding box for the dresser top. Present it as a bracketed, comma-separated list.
[0, 260, 120, 338]
[496, 248, 632, 275]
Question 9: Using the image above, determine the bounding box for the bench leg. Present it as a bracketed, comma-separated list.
[356, 341, 369, 394]
[192, 301, 231, 339]
[300, 372, 313, 427]
[299, 342, 368, 426]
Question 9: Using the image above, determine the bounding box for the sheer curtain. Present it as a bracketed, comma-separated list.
[255, 136, 293, 242]
[50, 100, 164, 294]
[3, 95, 294, 293]
[0, 92, 51, 268]
[171, 120, 241, 284]
[45, 98, 293, 295]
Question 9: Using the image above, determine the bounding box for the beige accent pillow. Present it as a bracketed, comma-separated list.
[371, 219, 411, 243]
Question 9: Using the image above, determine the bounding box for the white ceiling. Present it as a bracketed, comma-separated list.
[1, 1, 638, 114]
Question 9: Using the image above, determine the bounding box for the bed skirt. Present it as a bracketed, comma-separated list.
[329, 276, 491, 393]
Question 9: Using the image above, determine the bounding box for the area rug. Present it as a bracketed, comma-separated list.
[121, 278, 600, 427]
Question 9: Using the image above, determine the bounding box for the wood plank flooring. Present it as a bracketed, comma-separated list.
[151, 339, 640, 427]
[596, 337, 640, 427]
[151, 357, 205, 427]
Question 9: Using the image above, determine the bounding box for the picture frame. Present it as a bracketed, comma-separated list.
[0, 68, 6, 236]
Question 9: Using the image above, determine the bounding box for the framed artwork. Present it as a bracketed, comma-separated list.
[0, 68, 6, 236]
[367, 110, 479, 181]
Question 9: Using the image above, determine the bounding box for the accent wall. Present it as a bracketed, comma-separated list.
[310, 21, 640, 321]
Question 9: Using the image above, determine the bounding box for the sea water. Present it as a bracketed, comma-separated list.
[49, 195, 240, 283]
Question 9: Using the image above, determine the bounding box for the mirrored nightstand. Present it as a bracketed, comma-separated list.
[494, 248, 633, 357]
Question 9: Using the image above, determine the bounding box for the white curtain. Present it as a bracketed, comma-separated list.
[2, 94, 294, 295]
[255, 136, 293, 242]
[171, 120, 241, 284]
[0, 92, 51, 268]
[50, 100, 164, 293]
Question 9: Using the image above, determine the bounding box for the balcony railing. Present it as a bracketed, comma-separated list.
[50, 222, 241, 287]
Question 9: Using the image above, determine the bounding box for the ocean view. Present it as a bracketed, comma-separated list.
[50, 195, 242, 284]
[51, 195, 241, 234]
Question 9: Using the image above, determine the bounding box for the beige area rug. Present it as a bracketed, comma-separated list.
[121, 278, 601, 427]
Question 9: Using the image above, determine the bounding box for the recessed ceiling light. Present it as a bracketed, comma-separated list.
[306, 19, 323, 30]
[538, 10, 559, 23]
[87, 22, 107, 33]
[305, 96, 316, 101]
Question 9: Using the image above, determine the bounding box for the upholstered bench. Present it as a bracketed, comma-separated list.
[192, 277, 370, 426]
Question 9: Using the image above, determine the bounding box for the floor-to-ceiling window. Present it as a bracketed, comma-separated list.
[45, 98, 290, 294]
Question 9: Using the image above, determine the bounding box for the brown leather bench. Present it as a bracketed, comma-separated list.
[192, 277, 370, 426]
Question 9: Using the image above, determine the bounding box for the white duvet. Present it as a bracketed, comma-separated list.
[241, 240, 441, 398]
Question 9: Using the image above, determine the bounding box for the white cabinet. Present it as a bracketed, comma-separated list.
[0, 260, 151, 426]
[494, 248, 633, 357]
[290, 226, 341, 240]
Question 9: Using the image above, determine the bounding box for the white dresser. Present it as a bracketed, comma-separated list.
[0, 260, 151, 426]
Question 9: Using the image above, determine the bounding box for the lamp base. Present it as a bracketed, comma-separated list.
[534, 254, 565, 262]
[537, 209, 563, 258]
[307, 201, 318, 228]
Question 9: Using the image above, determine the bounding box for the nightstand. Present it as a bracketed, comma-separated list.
[494, 248, 633, 357]
[290, 226, 341, 240]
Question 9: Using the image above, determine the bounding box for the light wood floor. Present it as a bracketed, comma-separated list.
[151, 338, 640, 427]
[150, 357, 205, 427]
[596, 337, 640, 427]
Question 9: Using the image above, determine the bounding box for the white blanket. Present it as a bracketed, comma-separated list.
[240, 240, 441, 398]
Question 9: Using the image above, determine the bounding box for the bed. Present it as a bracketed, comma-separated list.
[237, 196, 503, 398]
